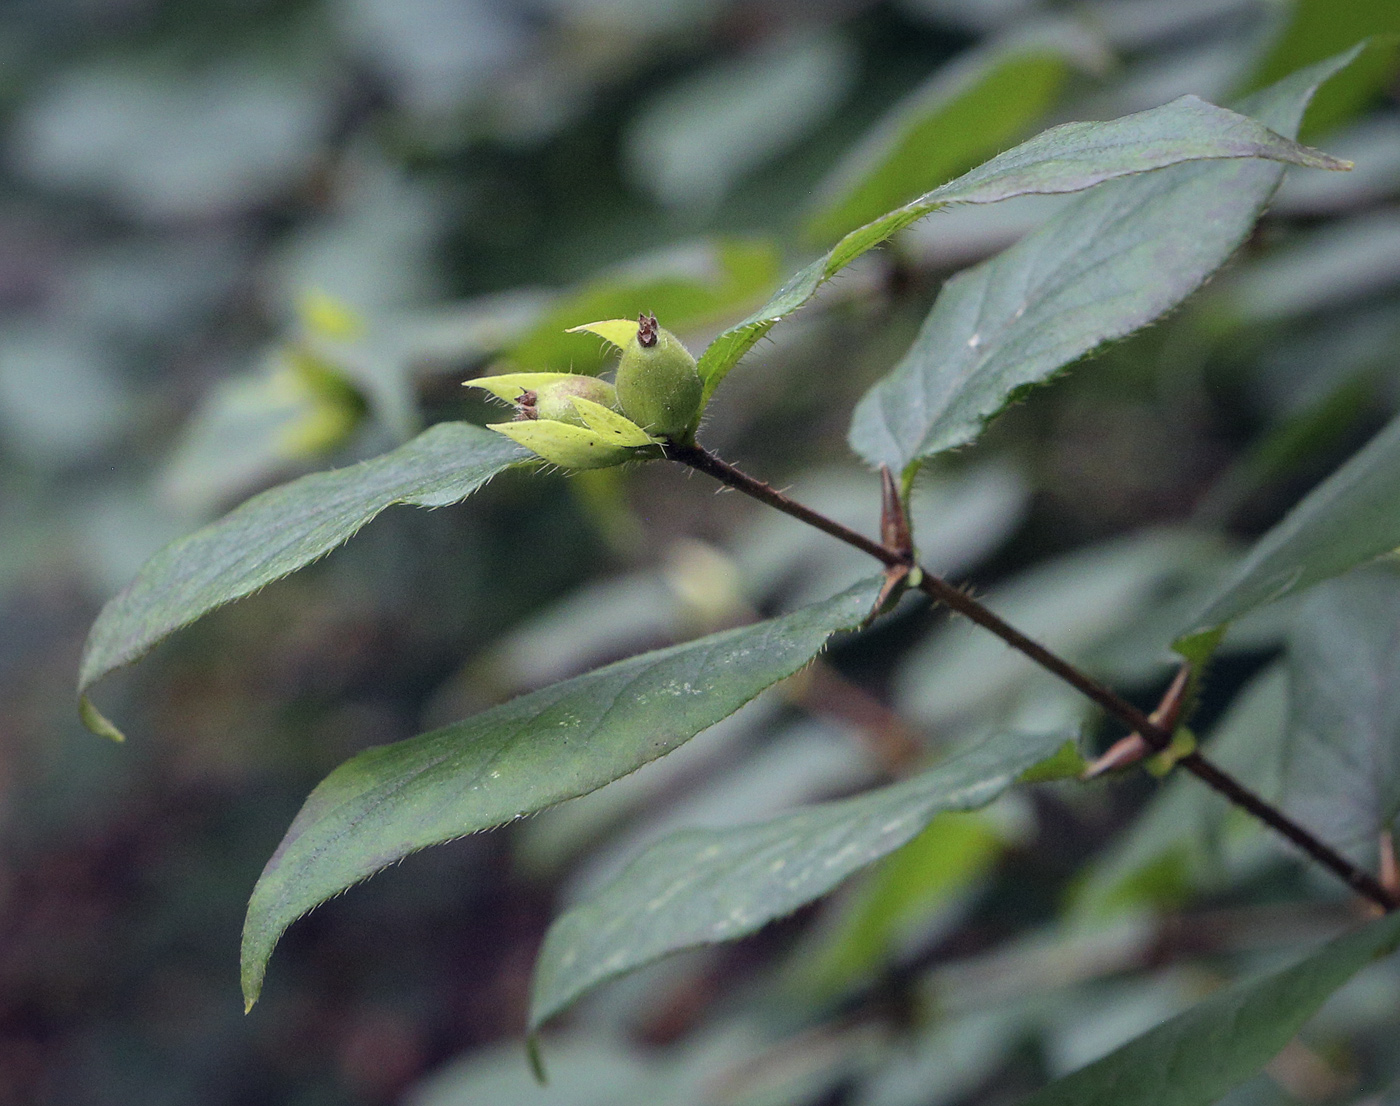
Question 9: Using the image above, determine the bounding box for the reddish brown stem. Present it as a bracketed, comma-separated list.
[667, 441, 1399, 913]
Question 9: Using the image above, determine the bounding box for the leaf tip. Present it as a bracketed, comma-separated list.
[525, 1034, 548, 1085]
[79, 694, 126, 743]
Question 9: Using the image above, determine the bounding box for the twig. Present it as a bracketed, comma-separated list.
[667, 441, 1399, 913]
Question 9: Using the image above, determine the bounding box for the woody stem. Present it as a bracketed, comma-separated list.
[667, 440, 1398, 913]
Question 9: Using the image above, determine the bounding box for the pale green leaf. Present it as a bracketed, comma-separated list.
[1183, 409, 1400, 640]
[1016, 911, 1400, 1106]
[697, 88, 1351, 403]
[79, 422, 528, 738]
[806, 30, 1093, 244]
[791, 810, 1006, 998]
[241, 578, 882, 1008]
[1282, 568, 1400, 864]
[848, 51, 1358, 474]
[529, 727, 1071, 1030]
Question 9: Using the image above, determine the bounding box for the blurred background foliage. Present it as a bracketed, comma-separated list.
[2, 0, 1399, 1103]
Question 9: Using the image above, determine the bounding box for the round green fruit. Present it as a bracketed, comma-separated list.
[530, 375, 618, 426]
[614, 314, 702, 442]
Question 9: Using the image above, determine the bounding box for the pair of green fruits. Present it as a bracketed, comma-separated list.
[466, 314, 703, 469]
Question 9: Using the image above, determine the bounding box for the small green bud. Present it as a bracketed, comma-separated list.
[614, 314, 702, 443]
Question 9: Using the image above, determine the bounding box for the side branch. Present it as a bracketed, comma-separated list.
[667, 441, 1399, 913]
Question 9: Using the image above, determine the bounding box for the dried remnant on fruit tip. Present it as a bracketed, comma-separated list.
[615, 313, 703, 443]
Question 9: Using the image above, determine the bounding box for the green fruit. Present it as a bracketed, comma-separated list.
[532, 375, 619, 426]
[614, 314, 702, 442]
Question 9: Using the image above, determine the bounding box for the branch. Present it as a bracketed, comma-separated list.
[667, 441, 1399, 913]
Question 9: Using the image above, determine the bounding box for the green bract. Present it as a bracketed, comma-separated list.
[467, 369, 657, 469]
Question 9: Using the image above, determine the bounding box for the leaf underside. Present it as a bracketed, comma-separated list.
[529, 728, 1073, 1030]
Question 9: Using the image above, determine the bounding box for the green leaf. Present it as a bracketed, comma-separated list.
[805, 31, 1091, 244]
[697, 88, 1351, 404]
[1016, 911, 1400, 1106]
[1182, 409, 1400, 642]
[241, 578, 881, 1009]
[848, 52, 1358, 474]
[158, 348, 368, 517]
[1281, 568, 1400, 864]
[791, 810, 1007, 999]
[78, 422, 529, 739]
[1244, 3, 1400, 137]
[528, 727, 1071, 1031]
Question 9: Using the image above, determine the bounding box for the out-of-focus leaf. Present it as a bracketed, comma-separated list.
[1281, 568, 1400, 864]
[1015, 912, 1400, 1106]
[1181, 410, 1400, 644]
[158, 349, 368, 517]
[1193, 375, 1376, 528]
[79, 423, 529, 738]
[336, 0, 525, 121]
[241, 578, 882, 1008]
[701, 87, 1350, 404]
[528, 727, 1072, 1031]
[507, 240, 779, 374]
[848, 54, 1356, 474]
[1042, 973, 1197, 1077]
[897, 531, 1223, 731]
[731, 461, 1029, 608]
[1226, 211, 1400, 323]
[1072, 666, 1289, 922]
[806, 27, 1104, 243]
[12, 64, 331, 220]
[1243, 1, 1400, 137]
[623, 31, 857, 209]
[0, 326, 134, 468]
[405, 1035, 680, 1106]
[794, 810, 1007, 998]
[855, 1005, 1034, 1106]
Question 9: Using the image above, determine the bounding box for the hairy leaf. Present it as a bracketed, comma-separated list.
[1282, 568, 1400, 863]
[1017, 911, 1400, 1106]
[241, 578, 881, 1008]
[529, 728, 1072, 1030]
[79, 422, 529, 739]
[1183, 410, 1400, 642]
[697, 90, 1350, 403]
[848, 51, 1358, 474]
